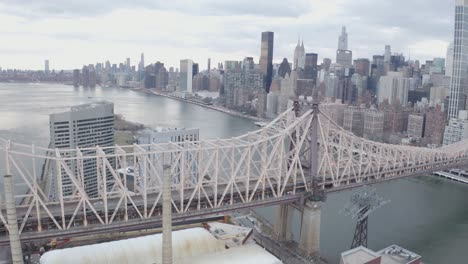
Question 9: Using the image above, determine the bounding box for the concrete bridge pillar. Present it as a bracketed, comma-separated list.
[4, 175, 24, 264]
[274, 204, 293, 241]
[298, 201, 321, 256]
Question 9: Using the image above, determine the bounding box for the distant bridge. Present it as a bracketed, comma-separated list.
[1, 103, 468, 253]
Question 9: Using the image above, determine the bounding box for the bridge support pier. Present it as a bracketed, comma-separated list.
[4, 175, 24, 264]
[162, 168, 172, 264]
[298, 201, 321, 256]
[274, 204, 293, 241]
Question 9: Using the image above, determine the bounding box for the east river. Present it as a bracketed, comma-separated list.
[1, 83, 467, 263]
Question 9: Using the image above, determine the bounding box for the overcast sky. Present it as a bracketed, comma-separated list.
[0, 0, 455, 70]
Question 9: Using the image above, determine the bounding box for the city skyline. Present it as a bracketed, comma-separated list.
[0, 0, 454, 70]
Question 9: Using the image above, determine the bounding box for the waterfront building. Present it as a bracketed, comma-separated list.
[81, 65, 90, 87]
[72, 69, 80, 87]
[179, 59, 193, 93]
[259, 31, 274, 93]
[45, 59, 50, 74]
[49, 101, 115, 197]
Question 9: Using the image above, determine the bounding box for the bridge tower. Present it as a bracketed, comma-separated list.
[4, 175, 24, 264]
[274, 99, 326, 256]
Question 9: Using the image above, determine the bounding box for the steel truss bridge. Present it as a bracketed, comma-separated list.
[1, 104, 468, 244]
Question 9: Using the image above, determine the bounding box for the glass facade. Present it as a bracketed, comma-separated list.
[259, 31, 274, 93]
[448, 1, 468, 119]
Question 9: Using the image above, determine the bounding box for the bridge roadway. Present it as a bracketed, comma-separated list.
[2, 154, 468, 244]
[0, 182, 307, 245]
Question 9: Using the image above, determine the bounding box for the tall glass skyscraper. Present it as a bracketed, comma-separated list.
[259, 31, 274, 93]
[448, 0, 468, 119]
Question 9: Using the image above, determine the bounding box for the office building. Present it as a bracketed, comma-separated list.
[277, 58, 291, 78]
[293, 38, 305, 70]
[192, 63, 199, 78]
[260, 31, 274, 93]
[45, 60, 50, 74]
[338, 26, 348, 50]
[444, 110, 468, 145]
[354, 58, 370, 76]
[49, 101, 115, 197]
[363, 109, 384, 141]
[304, 53, 318, 81]
[384, 45, 391, 63]
[377, 72, 410, 105]
[336, 26, 352, 67]
[446, 42, 454, 77]
[343, 106, 364, 137]
[407, 114, 425, 138]
[179, 59, 193, 93]
[322, 58, 332, 71]
[447, 1, 468, 119]
[337, 50, 353, 68]
[424, 106, 445, 146]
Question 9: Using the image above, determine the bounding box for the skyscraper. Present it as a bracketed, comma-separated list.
[384, 45, 391, 63]
[179, 59, 193, 93]
[45, 60, 50, 74]
[260, 31, 274, 93]
[49, 101, 115, 196]
[192, 63, 199, 78]
[277, 58, 291, 78]
[448, 0, 468, 119]
[304, 53, 318, 81]
[126, 58, 131, 72]
[338, 26, 348, 50]
[207, 58, 211, 75]
[293, 38, 305, 70]
[336, 26, 352, 67]
[446, 42, 454, 77]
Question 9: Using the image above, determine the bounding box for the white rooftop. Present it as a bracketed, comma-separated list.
[377, 245, 421, 264]
[340, 246, 380, 264]
[40, 226, 280, 264]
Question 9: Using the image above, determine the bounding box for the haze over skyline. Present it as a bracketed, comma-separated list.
[0, 0, 454, 70]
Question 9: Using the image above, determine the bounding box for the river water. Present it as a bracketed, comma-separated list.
[0, 83, 467, 263]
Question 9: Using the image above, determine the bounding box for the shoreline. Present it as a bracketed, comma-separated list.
[134, 88, 269, 123]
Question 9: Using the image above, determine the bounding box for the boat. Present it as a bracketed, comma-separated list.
[254, 122, 267, 127]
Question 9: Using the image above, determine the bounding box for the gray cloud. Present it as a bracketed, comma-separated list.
[0, 0, 455, 69]
[0, 0, 312, 18]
